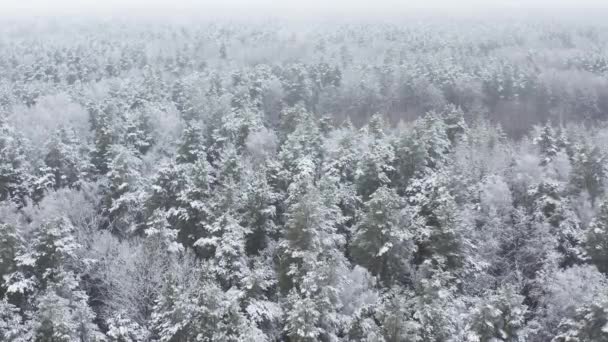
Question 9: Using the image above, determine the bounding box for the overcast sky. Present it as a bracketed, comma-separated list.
[1, 0, 607, 17]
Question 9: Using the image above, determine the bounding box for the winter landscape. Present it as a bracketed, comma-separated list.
[2, 1, 608, 341]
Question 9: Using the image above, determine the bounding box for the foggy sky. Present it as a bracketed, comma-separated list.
[1, 0, 607, 17]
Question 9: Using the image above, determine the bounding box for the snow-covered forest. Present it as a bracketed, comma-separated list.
[3, 14, 608, 341]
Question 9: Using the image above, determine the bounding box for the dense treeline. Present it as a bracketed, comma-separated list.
[2, 17, 608, 341]
[3, 17, 608, 135]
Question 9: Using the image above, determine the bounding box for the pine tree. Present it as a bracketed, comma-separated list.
[2, 214, 103, 340]
[375, 286, 418, 342]
[530, 181, 585, 267]
[553, 298, 608, 342]
[283, 290, 323, 342]
[124, 110, 154, 155]
[243, 248, 282, 340]
[324, 121, 359, 185]
[414, 112, 452, 171]
[239, 165, 280, 255]
[282, 64, 312, 108]
[204, 90, 264, 160]
[340, 266, 383, 341]
[176, 122, 205, 164]
[350, 186, 415, 285]
[145, 162, 190, 215]
[376, 263, 463, 341]
[278, 173, 349, 341]
[569, 143, 606, 205]
[106, 311, 149, 342]
[170, 80, 193, 117]
[30, 278, 103, 342]
[468, 285, 529, 341]
[586, 199, 608, 274]
[441, 105, 467, 145]
[0, 299, 29, 341]
[4, 216, 81, 296]
[279, 182, 346, 291]
[144, 210, 183, 254]
[194, 212, 250, 288]
[407, 172, 465, 270]
[102, 145, 144, 237]
[355, 115, 395, 201]
[151, 252, 265, 341]
[535, 124, 559, 166]
[323, 121, 362, 233]
[498, 207, 556, 281]
[149, 157, 216, 249]
[91, 104, 116, 175]
[278, 108, 323, 179]
[0, 120, 31, 207]
[43, 127, 90, 190]
[393, 129, 430, 195]
[0, 222, 19, 300]
[393, 112, 452, 194]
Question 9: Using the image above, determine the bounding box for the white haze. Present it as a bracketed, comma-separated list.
[1, 0, 608, 18]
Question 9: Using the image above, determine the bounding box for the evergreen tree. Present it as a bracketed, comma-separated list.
[2, 214, 103, 340]
[4, 216, 81, 296]
[535, 124, 559, 166]
[194, 212, 250, 289]
[30, 277, 103, 342]
[0, 222, 19, 299]
[124, 110, 154, 155]
[393, 112, 452, 194]
[43, 127, 90, 190]
[323, 122, 362, 233]
[102, 145, 144, 237]
[530, 181, 585, 267]
[238, 165, 279, 255]
[278, 172, 349, 340]
[0, 299, 29, 341]
[176, 122, 205, 164]
[498, 208, 555, 281]
[145, 162, 190, 217]
[279, 180, 346, 290]
[376, 263, 463, 341]
[282, 64, 312, 108]
[151, 252, 265, 341]
[153, 157, 216, 248]
[278, 108, 323, 179]
[0, 121, 31, 207]
[553, 298, 608, 342]
[586, 199, 608, 274]
[91, 105, 116, 175]
[441, 104, 467, 145]
[413, 112, 452, 171]
[407, 172, 466, 270]
[468, 285, 529, 341]
[350, 186, 415, 285]
[283, 290, 323, 342]
[355, 115, 395, 201]
[324, 121, 359, 185]
[106, 311, 149, 342]
[569, 143, 606, 205]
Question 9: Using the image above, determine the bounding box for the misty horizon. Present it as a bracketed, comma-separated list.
[2, 0, 608, 18]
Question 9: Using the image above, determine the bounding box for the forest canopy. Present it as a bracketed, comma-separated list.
[2, 15, 608, 341]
